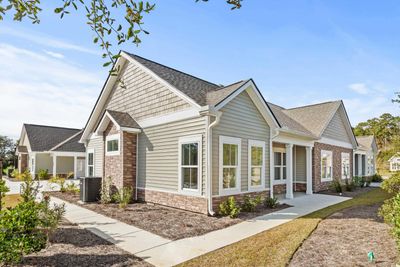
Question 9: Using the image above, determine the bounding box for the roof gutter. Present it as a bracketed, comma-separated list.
[200, 106, 222, 216]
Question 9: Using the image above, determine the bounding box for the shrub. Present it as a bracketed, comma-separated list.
[344, 178, 355, 191]
[20, 172, 40, 203]
[352, 176, 364, 188]
[264, 196, 279, 209]
[241, 195, 262, 212]
[65, 182, 79, 194]
[371, 174, 383, 182]
[49, 176, 66, 193]
[330, 179, 342, 193]
[381, 173, 400, 194]
[380, 192, 400, 248]
[38, 169, 49, 180]
[11, 169, 22, 180]
[67, 172, 74, 179]
[0, 179, 9, 210]
[100, 176, 113, 204]
[219, 196, 241, 218]
[112, 186, 133, 209]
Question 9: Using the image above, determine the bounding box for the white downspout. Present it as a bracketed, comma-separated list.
[135, 134, 139, 200]
[205, 109, 221, 216]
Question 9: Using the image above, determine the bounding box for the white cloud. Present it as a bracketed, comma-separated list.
[43, 50, 64, 59]
[0, 43, 103, 139]
[349, 83, 369, 95]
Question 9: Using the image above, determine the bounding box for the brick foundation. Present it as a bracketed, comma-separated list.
[313, 142, 353, 192]
[137, 188, 208, 214]
[212, 190, 270, 212]
[273, 183, 307, 195]
[19, 154, 28, 173]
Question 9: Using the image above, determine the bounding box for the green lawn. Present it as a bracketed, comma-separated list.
[178, 188, 391, 267]
[2, 194, 21, 209]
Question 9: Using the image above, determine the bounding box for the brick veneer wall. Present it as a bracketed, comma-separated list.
[104, 122, 123, 188]
[313, 142, 353, 192]
[273, 183, 306, 195]
[137, 188, 208, 214]
[122, 131, 137, 191]
[212, 190, 270, 212]
[19, 154, 28, 173]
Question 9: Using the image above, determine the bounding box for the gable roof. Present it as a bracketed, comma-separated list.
[356, 135, 377, 151]
[22, 124, 84, 152]
[106, 110, 141, 129]
[52, 131, 85, 152]
[389, 153, 400, 161]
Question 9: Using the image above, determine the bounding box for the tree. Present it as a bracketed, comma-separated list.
[393, 92, 400, 105]
[0, 136, 16, 169]
[0, 0, 242, 72]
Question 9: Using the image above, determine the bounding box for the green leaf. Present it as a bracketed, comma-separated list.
[103, 62, 112, 67]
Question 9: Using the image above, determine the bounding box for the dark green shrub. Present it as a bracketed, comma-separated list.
[219, 196, 241, 218]
[264, 196, 279, 209]
[20, 172, 40, 202]
[352, 176, 364, 188]
[381, 173, 400, 194]
[37, 169, 49, 180]
[344, 178, 355, 191]
[0, 179, 9, 210]
[330, 179, 342, 193]
[380, 192, 400, 248]
[372, 174, 383, 182]
[112, 186, 133, 209]
[241, 195, 262, 212]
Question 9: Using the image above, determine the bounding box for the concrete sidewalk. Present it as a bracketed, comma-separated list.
[51, 193, 349, 267]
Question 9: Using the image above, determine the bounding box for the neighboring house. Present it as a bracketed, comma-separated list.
[355, 136, 378, 176]
[16, 124, 86, 178]
[389, 153, 400, 172]
[78, 51, 365, 215]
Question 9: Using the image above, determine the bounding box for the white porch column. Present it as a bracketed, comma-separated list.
[358, 154, 362, 177]
[352, 152, 356, 177]
[73, 156, 78, 179]
[306, 146, 313, 195]
[269, 140, 274, 198]
[52, 155, 57, 177]
[286, 143, 294, 199]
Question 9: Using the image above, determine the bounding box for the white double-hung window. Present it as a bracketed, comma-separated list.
[179, 135, 201, 194]
[87, 149, 94, 177]
[321, 150, 333, 181]
[274, 148, 287, 183]
[219, 136, 241, 195]
[341, 152, 350, 179]
[248, 140, 265, 190]
[106, 134, 120, 156]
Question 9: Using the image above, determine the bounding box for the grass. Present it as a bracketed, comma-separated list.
[178, 188, 391, 267]
[2, 194, 21, 209]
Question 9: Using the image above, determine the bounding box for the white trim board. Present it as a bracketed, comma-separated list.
[319, 137, 353, 149]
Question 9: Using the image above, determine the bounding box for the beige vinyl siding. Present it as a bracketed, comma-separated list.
[323, 109, 351, 143]
[87, 136, 104, 177]
[106, 61, 191, 122]
[55, 156, 74, 174]
[212, 91, 271, 195]
[295, 146, 306, 182]
[35, 153, 52, 174]
[138, 117, 207, 194]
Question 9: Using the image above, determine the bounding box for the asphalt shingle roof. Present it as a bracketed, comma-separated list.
[356, 135, 375, 150]
[24, 124, 84, 152]
[107, 110, 141, 129]
[53, 131, 85, 152]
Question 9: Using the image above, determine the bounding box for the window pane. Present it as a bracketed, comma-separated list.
[88, 166, 94, 177]
[327, 167, 332, 178]
[282, 153, 287, 166]
[274, 167, 281, 180]
[251, 167, 261, 186]
[190, 168, 198, 189]
[223, 144, 230, 165]
[182, 144, 190, 165]
[223, 168, 236, 189]
[282, 167, 287, 179]
[107, 140, 119, 152]
[322, 166, 326, 178]
[189, 143, 198, 165]
[252, 147, 262, 166]
[183, 167, 190, 188]
[230, 144, 237, 165]
[88, 153, 93, 165]
[274, 152, 281, 166]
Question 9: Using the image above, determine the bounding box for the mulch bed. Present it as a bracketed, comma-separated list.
[20, 219, 152, 267]
[48, 191, 289, 240]
[289, 203, 398, 266]
[319, 186, 375, 198]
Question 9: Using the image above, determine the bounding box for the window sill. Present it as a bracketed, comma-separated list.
[105, 151, 120, 156]
[178, 188, 201, 197]
[321, 178, 333, 182]
[219, 188, 240, 196]
[273, 180, 287, 185]
[248, 186, 266, 192]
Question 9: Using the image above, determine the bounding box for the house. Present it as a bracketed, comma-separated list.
[354, 135, 378, 176]
[389, 153, 400, 172]
[78, 51, 366, 215]
[16, 124, 86, 178]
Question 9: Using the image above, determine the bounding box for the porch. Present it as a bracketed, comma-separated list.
[271, 141, 313, 199]
[354, 151, 375, 177]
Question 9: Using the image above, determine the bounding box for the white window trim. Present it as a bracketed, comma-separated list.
[105, 133, 120, 156]
[178, 135, 202, 196]
[248, 139, 265, 191]
[273, 147, 287, 185]
[87, 148, 95, 177]
[321, 150, 333, 182]
[219, 136, 241, 196]
[341, 152, 350, 180]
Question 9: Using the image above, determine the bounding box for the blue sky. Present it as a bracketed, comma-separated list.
[1, 0, 399, 138]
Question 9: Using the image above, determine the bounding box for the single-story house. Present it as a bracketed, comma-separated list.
[354, 135, 378, 176]
[16, 124, 86, 178]
[77, 51, 372, 214]
[389, 153, 400, 172]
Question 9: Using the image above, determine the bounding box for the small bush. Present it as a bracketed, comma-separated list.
[20, 171, 40, 202]
[264, 196, 279, 209]
[379, 192, 400, 249]
[330, 179, 342, 193]
[38, 169, 49, 180]
[219, 196, 241, 218]
[49, 176, 67, 193]
[100, 176, 113, 204]
[241, 195, 262, 212]
[381, 173, 400, 194]
[344, 178, 354, 191]
[65, 182, 79, 194]
[112, 186, 133, 209]
[67, 172, 74, 179]
[352, 176, 364, 188]
[0, 179, 10, 210]
[11, 169, 22, 180]
[371, 174, 383, 182]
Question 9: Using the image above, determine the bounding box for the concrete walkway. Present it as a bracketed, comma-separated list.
[51, 193, 350, 267]
[2, 176, 79, 195]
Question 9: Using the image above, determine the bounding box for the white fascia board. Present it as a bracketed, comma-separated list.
[48, 151, 86, 157]
[137, 108, 200, 128]
[215, 79, 280, 129]
[319, 137, 353, 149]
[121, 51, 201, 110]
[273, 133, 315, 147]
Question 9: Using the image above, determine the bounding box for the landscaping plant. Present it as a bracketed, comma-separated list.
[352, 176, 364, 188]
[219, 196, 241, 218]
[100, 176, 113, 204]
[112, 186, 133, 209]
[371, 174, 383, 182]
[20, 171, 40, 203]
[65, 182, 80, 194]
[0, 179, 9, 210]
[264, 196, 279, 209]
[38, 169, 49, 180]
[241, 195, 262, 212]
[344, 178, 354, 192]
[330, 179, 342, 193]
[49, 176, 67, 193]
